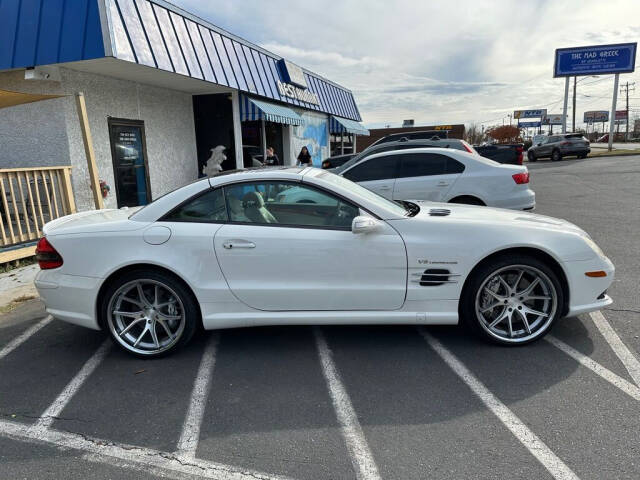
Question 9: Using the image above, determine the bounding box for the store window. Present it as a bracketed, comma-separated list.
[108, 118, 151, 208]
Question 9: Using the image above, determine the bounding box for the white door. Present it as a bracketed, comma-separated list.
[393, 152, 464, 201]
[213, 180, 407, 311]
[342, 154, 399, 200]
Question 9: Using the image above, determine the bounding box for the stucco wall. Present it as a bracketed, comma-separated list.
[0, 70, 70, 169]
[0, 67, 197, 211]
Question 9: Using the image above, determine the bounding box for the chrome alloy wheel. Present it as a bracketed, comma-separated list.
[107, 279, 186, 356]
[475, 265, 558, 343]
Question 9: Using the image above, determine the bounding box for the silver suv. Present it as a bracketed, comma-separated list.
[527, 133, 590, 162]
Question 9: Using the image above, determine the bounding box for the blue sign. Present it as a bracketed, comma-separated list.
[514, 109, 547, 119]
[518, 121, 541, 128]
[554, 43, 637, 77]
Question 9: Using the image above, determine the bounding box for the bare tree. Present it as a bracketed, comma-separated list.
[464, 123, 484, 145]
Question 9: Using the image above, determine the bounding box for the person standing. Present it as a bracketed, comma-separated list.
[263, 146, 281, 166]
[297, 146, 313, 167]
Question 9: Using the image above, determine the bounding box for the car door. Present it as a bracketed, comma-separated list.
[341, 154, 399, 199]
[539, 136, 554, 156]
[393, 152, 462, 201]
[213, 180, 407, 311]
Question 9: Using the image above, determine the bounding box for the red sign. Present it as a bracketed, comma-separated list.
[615, 110, 628, 120]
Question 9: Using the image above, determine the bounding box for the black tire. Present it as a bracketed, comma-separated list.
[460, 254, 564, 346]
[551, 149, 562, 162]
[578, 153, 588, 159]
[527, 151, 537, 162]
[99, 269, 199, 358]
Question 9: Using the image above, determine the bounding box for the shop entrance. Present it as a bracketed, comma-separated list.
[108, 118, 151, 208]
[193, 93, 236, 173]
[241, 120, 283, 167]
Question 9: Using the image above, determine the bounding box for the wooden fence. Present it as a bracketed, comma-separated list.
[0, 166, 75, 263]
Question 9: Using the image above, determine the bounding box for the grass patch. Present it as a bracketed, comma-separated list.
[0, 295, 38, 315]
[588, 148, 640, 157]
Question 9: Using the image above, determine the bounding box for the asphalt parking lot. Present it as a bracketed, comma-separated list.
[1, 155, 639, 480]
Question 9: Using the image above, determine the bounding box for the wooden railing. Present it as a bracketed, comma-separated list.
[0, 166, 76, 254]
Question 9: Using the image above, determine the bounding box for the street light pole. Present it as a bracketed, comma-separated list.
[572, 76, 576, 132]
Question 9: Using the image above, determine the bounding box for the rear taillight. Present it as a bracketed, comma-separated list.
[512, 172, 530, 184]
[516, 145, 523, 165]
[36, 237, 63, 270]
[462, 141, 474, 153]
[561, 141, 570, 146]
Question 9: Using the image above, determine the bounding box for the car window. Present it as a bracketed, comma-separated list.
[223, 181, 359, 228]
[398, 152, 449, 178]
[343, 155, 399, 182]
[163, 188, 227, 222]
[447, 158, 465, 174]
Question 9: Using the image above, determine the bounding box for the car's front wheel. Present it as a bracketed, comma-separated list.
[527, 151, 537, 162]
[101, 270, 199, 357]
[461, 255, 563, 345]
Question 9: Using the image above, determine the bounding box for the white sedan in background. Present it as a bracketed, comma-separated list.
[35, 168, 612, 357]
[334, 147, 535, 210]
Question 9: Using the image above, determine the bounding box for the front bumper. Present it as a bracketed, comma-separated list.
[35, 270, 102, 330]
[563, 255, 615, 317]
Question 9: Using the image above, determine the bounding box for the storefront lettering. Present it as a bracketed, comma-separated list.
[277, 81, 320, 105]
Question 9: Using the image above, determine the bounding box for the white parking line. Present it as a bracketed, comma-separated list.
[589, 311, 640, 387]
[0, 315, 52, 360]
[313, 327, 381, 480]
[176, 333, 219, 458]
[0, 419, 293, 480]
[30, 339, 111, 434]
[419, 328, 580, 480]
[546, 336, 640, 402]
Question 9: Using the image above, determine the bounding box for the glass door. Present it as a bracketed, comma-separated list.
[108, 118, 151, 207]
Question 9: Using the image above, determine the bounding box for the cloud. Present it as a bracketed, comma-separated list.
[174, 0, 640, 128]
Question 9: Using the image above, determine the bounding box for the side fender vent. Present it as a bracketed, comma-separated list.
[429, 208, 451, 217]
[412, 269, 460, 286]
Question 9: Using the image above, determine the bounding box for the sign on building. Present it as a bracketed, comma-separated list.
[554, 43, 637, 77]
[514, 109, 547, 119]
[584, 110, 609, 123]
[278, 59, 307, 88]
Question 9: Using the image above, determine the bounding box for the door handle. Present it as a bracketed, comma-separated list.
[223, 240, 256, 249]
[379, 185, 391, 191]
[437, 181, 449, 187]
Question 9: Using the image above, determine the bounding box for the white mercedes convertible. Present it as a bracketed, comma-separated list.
[35, 167, 614, 357]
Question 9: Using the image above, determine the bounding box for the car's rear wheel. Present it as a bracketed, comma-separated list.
[461, 255, 563, 345]
[551, 149, 562, 162]
[101, 270, 199, 357]
[527, 151, 537, 162]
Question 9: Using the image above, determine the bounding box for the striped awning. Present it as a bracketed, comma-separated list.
[240, 95, 304, 125]
[329, 116, 369, 136]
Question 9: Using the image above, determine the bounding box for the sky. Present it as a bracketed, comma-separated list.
[173, 0, 640, 130]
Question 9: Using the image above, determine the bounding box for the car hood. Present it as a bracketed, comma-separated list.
[411, 201, 587, 235]
[43, 207, 146, 236]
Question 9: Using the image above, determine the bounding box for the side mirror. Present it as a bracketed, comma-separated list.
[352, 216, 380, 234]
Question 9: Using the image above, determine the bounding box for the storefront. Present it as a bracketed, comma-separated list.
[0, 0, 368, 211]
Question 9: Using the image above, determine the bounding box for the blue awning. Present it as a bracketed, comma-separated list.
[330, 116, 369, 136]
[240, 95, 304, 125]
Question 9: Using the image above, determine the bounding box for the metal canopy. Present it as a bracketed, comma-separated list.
[240, 95, 303, 125]
[329, 116, 370, 136]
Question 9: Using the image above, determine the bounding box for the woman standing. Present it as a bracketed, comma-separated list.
[296, 146, 313, 167]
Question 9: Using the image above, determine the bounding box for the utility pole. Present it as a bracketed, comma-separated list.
[572, 76, 577, 132]
[620, 81, 635, 140]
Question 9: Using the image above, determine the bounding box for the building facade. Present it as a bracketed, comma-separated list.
[0, 0, 368, 211]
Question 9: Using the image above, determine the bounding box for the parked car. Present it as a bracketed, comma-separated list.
[597, 134, 609, 143]
[527, 134, 590, 162]
[35, 167, 613, 357]
[321, 153, 356, 169]
[324, 137, 479, 171]
[337, 147, 535, 210]
[369, 130, 448, 147]
[474, 143, 524, 165]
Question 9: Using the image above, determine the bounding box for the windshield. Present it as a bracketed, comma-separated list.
[313, 170, 411, 217]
